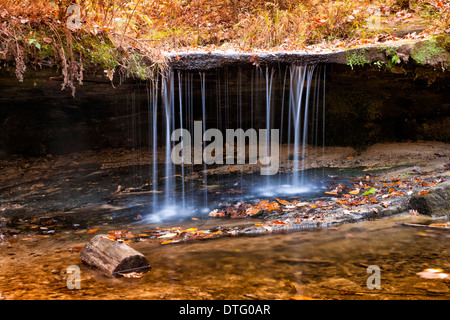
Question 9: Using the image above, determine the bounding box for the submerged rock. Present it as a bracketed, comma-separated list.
[413, 281, 450, 293]
[319, 278, 361, 292]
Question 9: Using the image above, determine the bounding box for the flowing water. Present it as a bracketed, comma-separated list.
[1, 214, 450, 300]
[144, 64, 327, 223]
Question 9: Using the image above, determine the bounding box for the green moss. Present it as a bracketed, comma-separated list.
[410, 37, 447, 67]
[70, 33, 120, 70]
[346, 49, 370, 70]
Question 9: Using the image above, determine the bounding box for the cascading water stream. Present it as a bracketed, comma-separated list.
[145, 64, 326, 222]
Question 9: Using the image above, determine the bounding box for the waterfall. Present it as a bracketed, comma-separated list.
[199, 71, 208, 209]
[144, 63, 326, 222]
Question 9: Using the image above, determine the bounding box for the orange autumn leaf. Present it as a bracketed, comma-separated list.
[257, 201, 280, 211]
[276, 198, 290, 206]
[87, 228, 100, 234]
[160, 240, 173, 245]
[418, 190, 429, 196]
[245, 207, 261, 216]
[267, 202, 280, 211]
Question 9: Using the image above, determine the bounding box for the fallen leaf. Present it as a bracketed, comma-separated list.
[87, 228, 100, 234]
[276, 198, 290, 205]
[209, 209, 225, 217]
[137, 233, 150, 237]
[428, 222, 450, 228]
[294, 202, 310, 207]
[418, 190, 429, 196]
[158, 232, 178, 239]
[160, 240, 173, 245]
[362, 188, 377, 196]
[245, 207, 261, 216]
[349, 189, 360, 195]
[409, 209, 419, 216]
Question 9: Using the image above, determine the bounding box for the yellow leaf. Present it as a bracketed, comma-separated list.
[160, 240, 173, 245]
[349, 189, 360, 195]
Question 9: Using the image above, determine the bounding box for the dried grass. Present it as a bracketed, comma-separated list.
[0, 0, 447, 88]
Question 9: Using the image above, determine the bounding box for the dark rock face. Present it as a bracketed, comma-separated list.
[0, 55, 449, 158]
[324, 64, 450, 149]
[409, 181, 450, 217]
[0, 68, 151, 157]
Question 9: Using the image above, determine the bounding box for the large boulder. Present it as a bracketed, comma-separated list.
[409, 180, 450, 217]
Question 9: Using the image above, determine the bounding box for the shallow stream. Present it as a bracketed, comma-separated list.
[1, 213, 449, 300]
